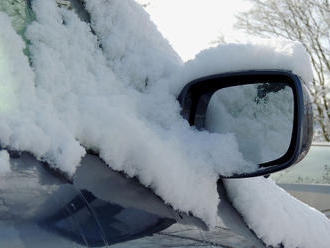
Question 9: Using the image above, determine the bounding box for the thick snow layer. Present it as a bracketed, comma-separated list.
[182, 40, 313, 88]
[225, 177, 330, 248]
[0, 11, 85, 175]
[25, 0, 241, 226]
[1, 1, 329, 241]
[84, 0, 182, 92]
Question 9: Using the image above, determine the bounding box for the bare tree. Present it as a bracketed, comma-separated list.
[210, 33, 227, 45]
[236, 0, 330, 141]
[135, 0, 151, 8]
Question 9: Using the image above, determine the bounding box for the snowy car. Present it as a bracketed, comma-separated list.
[0, 0, 330, 248]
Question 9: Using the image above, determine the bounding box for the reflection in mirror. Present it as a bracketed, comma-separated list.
[205, 83, 294, 165]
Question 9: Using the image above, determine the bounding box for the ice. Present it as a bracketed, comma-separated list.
[1, 0, 329, 243]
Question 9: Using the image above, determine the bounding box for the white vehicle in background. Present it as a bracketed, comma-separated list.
[271, 143, 330, 218]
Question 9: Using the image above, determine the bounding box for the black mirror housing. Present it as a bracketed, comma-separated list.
[178, 70, 313, 178]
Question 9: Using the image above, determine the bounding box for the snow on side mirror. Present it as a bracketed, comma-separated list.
[178, 70, 313, 178]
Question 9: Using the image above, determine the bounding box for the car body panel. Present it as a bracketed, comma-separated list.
[0, 152, 266, 247]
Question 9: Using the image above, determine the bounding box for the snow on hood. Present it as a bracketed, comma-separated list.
[1, 0, 330, 243]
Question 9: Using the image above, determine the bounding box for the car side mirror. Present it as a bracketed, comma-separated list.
[178, 70, 313, 178]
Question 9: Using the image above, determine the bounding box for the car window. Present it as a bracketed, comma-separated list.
[271, 144, 330, 185]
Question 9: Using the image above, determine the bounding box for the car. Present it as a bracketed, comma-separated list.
[0, 0, 326, 248]
[271, 143, 330, 218]
[0, 151, 267, 247]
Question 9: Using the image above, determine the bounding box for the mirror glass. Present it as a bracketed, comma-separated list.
[205, 83, 294, 165]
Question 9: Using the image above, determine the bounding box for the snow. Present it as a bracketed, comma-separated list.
[0, 0, 330, 246]
[182, 40, 313, 87]
[0, 11, 85, 175]
[84, 0, 182, 92]
[225, 177, 330, 248]
[25, 0, 228, 226]
[18, 0, 259, 225]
